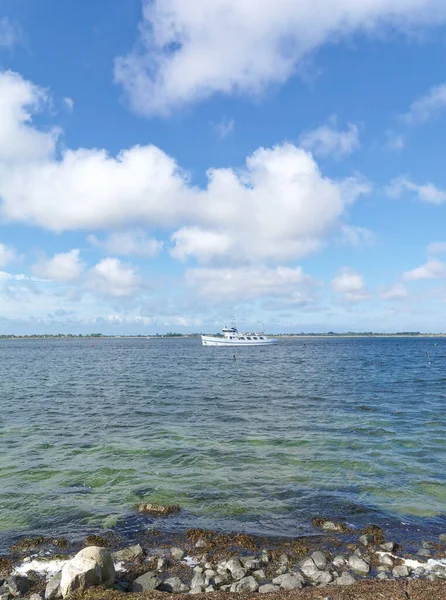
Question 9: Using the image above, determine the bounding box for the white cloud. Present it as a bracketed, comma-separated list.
[379, 283, 408, 300]
[186, 265, 317, 302]
[0, 71, 370, 265]
[386, 176, 446, 205]
[340, 225, 375, 247]
[331, 267, 369, 301]
[0, 18, 19, 49]
[0, 243, 17, 268]
[427, 242, 446, 256]
[402, 83, 446, 124]
[32, 249, 84, 282]
[86, 258, 141, 297]
[0, 71, 60, 164]
[114, 0, 446, 116]
[64, 97, 74, 111]
[299, 119, 360, 158]
[213, 117, 235, 139]
[88, 231, 163, 257]
[403, 259, 446, 281]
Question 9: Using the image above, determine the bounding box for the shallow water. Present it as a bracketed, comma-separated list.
[0, 337, 445, 551]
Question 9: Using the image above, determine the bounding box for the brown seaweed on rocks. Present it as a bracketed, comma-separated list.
[311, 517, 352, 533]
[138, 503, 181, 516]
[0, 556, 13, 577]
[360, 524, 386, 546]
[83, 535, 112, 548]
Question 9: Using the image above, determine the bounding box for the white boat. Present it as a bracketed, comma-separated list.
[201, 326, 278, 346]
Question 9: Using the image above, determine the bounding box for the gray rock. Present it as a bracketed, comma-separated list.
[225, 558, 246, 581]
[29, 595, 43, 600]
[195, 538, 207, 548]
[377, 565, 390, 572]
[204, 569, 216, 579]
[213, 574, 230, 585]
[220, 584, 232, 591]
[359, 535, 370, 546]
[131, 571, 160, 593]
[379, 554, 394, 567]
[170, 547, 185, 561]
[60, 546, 115, 597]
[194, 566, 204, 574]
[414, 567, 426, 577]
[0, 594, 10, 600]
[427, 573, 439, 582]
[278, 553, 289, 565]
[272, 573, 304, 590]
[321, 521, 341, 531]
[376, 572, 389, 580]
[274, 565, 287, 576]
[45, 573, 62, 600]
[433, 564, 446, 579]
[4, 575, 30, 596]
[299, 557, 317, 578]
[230, 576, 258, 593]
[315, 571, 333, 585]
[392, 565, 410, 578]
[205, 585, 215, 592]
[60, 557, 102, 598]
[380, 542, 397, 552]
[112, 544, 144, 563]
[311, 551, 327, 569]
[348, 555, 370, 574]
[189, 587, 202, 594]
[259, 584, 280, 593]
[253, 569, 266, 580]
[422, 541, 433, 549]
[417, 548, 432, 557]
[243, 558, 261, 570]
[191, 573, 206, 589]
[439, 533, 446, 543]
[332, 555, 347, 568]
[158, 577, 189, 593]
[157, 557, 168, 571]
[336, 572, 356, 586]
[353, 547, 363, 557]
[260, 550, 269, 564]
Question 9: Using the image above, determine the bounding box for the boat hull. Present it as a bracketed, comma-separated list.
[201, 335, 278, 346]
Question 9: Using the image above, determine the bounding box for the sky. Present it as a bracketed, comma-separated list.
[1, 1, 446, 334]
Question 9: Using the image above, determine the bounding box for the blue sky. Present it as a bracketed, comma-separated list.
[1, 0, 446, 334]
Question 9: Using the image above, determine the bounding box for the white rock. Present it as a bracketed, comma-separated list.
[189, 587, 203, 594]
[191, 573, 206, 589]
[392, 565, 410, 578]
[332, 555, 346, 568]
[171, 547, 185, 561]
[311, 551, 327, 569]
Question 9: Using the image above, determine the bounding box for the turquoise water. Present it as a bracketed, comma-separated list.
[0, 337, 445, 551]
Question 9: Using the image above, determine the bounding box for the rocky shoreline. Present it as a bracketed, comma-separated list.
[1, 517, 446, 600]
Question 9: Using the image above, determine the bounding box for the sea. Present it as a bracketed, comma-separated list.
[0, 336, 445, 553]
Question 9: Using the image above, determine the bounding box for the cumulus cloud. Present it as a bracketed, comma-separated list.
[299, 119, 360, 158]
[186, 265, 317, 302]
[403, 260, 446, 281]
[86, 258, 141, 297]
[114, 0, 446, 116]
[0, 243, 17, 268]
[331, 267, 369, 301]
[386, 176, 446, 205]
[32, 249, 84, 282]
[0, 70, 370, 265]
[88, 231, 163, 257]
[402, 83, 446, 124]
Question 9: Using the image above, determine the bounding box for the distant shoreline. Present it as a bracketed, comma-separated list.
[1, 333, 446, 340]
